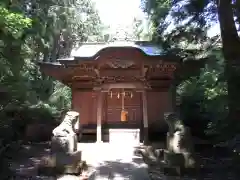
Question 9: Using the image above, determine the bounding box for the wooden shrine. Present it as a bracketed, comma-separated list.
[39, 42, 182, 143]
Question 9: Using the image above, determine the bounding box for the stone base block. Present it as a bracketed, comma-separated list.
[51, 135, 77, 153]
[38, 151, 83, 175]
[56, 150, 82, 174]
[109, 129, 140, 145]
[164, 150, 185, 167]
[163, 166, 182, 176]
[163, 150, 198, 176]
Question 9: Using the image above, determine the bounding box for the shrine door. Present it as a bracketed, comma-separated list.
[103, 89, 143, 128]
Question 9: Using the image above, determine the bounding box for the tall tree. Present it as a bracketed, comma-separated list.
[217, 0, 240, 127]
[0, 0, 104, 106]
[142, 0, 240, 130]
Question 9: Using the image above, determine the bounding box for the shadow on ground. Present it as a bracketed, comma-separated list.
[135, 143, 240, 180]
[9, 142, 150, 180]
[9, 142, 53, 179]
[88, 159, 149, 180]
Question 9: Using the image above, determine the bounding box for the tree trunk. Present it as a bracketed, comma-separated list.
[233, 0, 240, 28]
[50, 32, 61, 62]
[218, 0, 240, 127]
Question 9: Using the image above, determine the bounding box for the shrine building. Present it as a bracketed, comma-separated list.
[39, 41, 183, 144]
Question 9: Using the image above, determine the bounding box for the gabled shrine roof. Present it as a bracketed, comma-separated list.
[70, 41, 164, 58]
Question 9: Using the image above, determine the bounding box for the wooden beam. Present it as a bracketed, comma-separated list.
[93, 82, 150, 91]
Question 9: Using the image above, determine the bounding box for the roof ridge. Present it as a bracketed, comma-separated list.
[69, 42, 164, 58]
[76, 41, 155, 45]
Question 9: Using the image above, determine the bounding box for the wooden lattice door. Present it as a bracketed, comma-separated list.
[105, 89, 142, 127]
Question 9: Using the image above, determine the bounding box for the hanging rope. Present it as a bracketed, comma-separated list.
[121, 89, 124, 111]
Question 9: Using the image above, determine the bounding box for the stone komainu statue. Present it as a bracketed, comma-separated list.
[52, 110, 80, 153]
[42, 110, 83, 175]
[164, 112, 196, 170]
[53, 111, 79, 136]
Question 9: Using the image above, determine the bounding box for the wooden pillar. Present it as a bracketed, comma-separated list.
[96, 92, 103, 143]
[142, 91, 149, 145]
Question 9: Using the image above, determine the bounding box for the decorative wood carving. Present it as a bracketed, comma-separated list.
[68, 64, 97, 81]
[101, 76, 146, 83]
[106, 59, 135, 68]
[94, 68, 100, 77]
[100, 69, 138, 76]
[94, 79, 104, 86]
[78, 64, 94, 71]
[148, 63, 176, 73]
[143, 67, 148, 76]
[72, 75, 95, 81]
[67, 64, 94, 71]
[65, 60, 178, 91]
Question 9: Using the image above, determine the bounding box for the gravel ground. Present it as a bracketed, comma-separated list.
[8, 142, 240, 180]
[8, 142, 93, 180]
[8, 142, 149, 180]
[147, 158, 238, 180]
[138, 147, 240, 180]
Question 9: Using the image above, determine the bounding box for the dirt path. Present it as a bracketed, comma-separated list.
[78, 143, 150, 180]
[9, 142, 150, 180]
[10, 142, 240, 180]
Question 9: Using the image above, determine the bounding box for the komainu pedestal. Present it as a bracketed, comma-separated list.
[39, 111, 82, 175]
[163, 112, 197, 176]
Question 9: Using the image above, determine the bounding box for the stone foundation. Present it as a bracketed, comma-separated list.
[109, 129, 140, 145]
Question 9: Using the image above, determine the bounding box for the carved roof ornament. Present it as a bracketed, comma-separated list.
[143, 67, 148, 76]
[94, 68, 100, 77]
[106, 59, 134, 68]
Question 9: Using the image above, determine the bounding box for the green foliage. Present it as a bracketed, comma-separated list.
[0, 0, 104, 177]
[0, 6, 32, 38]
[0, 2, 103, 175]
[176, 49, 232, 141]
[49, 81, 72, 110]
[177, 50, 228, 140]
[0, 0, 103, 114]
[141, 0, 238, 143]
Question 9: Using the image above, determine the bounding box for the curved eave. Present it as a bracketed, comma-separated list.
[38, 62, 70, 81]
[58, 52, 181, 66]
[71, 42, 164, 57]
[72, 46, 165, 59]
